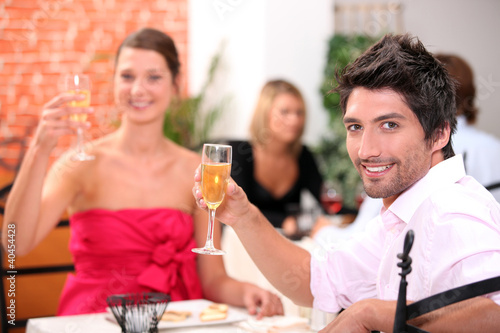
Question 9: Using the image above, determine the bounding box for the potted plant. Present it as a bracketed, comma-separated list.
[316, 34, 379, 211]
[163, 48, 228, 150]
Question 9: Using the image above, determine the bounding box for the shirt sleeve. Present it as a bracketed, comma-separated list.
[310, 218, 383, 313]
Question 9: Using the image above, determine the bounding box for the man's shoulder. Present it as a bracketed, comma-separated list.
[426, 177, 500, 224]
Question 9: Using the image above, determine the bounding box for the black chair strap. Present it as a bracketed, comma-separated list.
[393, 230, 500, 332]
[407, 275, 500, 320]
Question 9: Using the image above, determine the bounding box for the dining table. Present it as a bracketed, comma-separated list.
[26, 302, 317, 333]
[27, 311, 242, 333]
[27, 203, 341, 333]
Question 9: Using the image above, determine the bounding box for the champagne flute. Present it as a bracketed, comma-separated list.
[192, 144, 232, 255]
[64, 73, 94, 161]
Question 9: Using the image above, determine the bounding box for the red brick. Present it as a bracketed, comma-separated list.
[4, 7, 34, 20]
[1, 0, 189, 170]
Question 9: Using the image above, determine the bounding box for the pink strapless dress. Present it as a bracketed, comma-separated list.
[57, 208, 203, 315]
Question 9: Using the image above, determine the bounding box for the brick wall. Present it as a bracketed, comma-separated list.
[0, 0, 189, 184]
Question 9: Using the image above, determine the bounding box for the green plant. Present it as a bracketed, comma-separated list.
[163, 47, 228, 150]
[316, 34, 379, 209]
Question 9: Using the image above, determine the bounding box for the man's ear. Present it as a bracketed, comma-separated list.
[432, 122, 451, 152]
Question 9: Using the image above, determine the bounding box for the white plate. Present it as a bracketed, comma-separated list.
[107, 298, 249, 329]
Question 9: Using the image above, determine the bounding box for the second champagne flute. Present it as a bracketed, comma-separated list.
[192, 144, 232, 255]
[64, 73, 94, 161]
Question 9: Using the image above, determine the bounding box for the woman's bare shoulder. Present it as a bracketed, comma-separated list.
[168, 141, 202, 169]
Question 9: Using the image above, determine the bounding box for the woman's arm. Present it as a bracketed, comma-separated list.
[2, 93, 91, 255]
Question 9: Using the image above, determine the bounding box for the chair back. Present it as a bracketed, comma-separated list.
[0, 182, 75, 332]
[393, 230, 500, 333]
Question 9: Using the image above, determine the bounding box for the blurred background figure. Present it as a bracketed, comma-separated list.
[435, 53, 500, 202]
[227, 79, 326, 238]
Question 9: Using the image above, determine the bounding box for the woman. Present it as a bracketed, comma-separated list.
[2, 28, 282, 317]
[229, 80, 324, 237]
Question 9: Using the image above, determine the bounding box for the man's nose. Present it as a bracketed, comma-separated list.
[358, 130, 381, 160]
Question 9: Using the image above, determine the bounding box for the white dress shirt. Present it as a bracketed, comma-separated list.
[311, 156, 500, 313]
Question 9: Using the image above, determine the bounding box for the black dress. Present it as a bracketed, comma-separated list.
[228, 140, 324, 228]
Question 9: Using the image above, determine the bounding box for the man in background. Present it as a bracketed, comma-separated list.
[436, 53, 500, 202]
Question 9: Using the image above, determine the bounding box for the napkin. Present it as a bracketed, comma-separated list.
[237, 315, 310, 332]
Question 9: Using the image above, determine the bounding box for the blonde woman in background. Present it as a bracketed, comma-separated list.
[228, 79, 326, 238]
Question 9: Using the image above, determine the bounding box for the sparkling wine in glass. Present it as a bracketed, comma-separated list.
[64, 73, 94, 161]
[192, 144, 232, 255]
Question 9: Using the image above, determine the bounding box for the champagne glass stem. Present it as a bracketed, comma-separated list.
[71, 126, 94, 161]
[76, 127, 84, 155]
[204, 208, 217, 249]
[192, 206, 225, 255]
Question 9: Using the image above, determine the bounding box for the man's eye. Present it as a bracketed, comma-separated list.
[382, 122, 398, 129]
[347, 124, 362, 131]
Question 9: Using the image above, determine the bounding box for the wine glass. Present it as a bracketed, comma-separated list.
[320, 181, 343, 215]
[192, 144, 232, 255]
[64, 73, 94, 161]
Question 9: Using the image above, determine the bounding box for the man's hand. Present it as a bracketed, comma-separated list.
[320, 299, 395, 333]
[193, 165, 254, 229]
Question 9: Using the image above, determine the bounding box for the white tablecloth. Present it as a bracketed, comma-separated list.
[27, 312, 245, 333]
[26, 311, 316, 333]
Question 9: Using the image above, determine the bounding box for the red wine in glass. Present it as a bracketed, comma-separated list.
[321, 190, 343, 215]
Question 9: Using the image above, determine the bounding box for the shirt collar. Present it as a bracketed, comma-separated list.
[387, 155, 466, 224]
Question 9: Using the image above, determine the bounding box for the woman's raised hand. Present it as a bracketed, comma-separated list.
[34, 93, 93, 152]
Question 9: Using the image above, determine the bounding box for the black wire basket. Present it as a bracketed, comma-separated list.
[106, 292, 171, 333]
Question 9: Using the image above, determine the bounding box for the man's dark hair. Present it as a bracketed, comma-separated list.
[335, 33, 457, 159]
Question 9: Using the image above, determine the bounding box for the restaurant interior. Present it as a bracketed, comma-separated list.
[1, 0, 499, 332]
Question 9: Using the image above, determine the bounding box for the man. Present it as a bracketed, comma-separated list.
[194, 34, 500, 332]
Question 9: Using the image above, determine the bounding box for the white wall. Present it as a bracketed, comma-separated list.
[189, 0, 500, 144]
